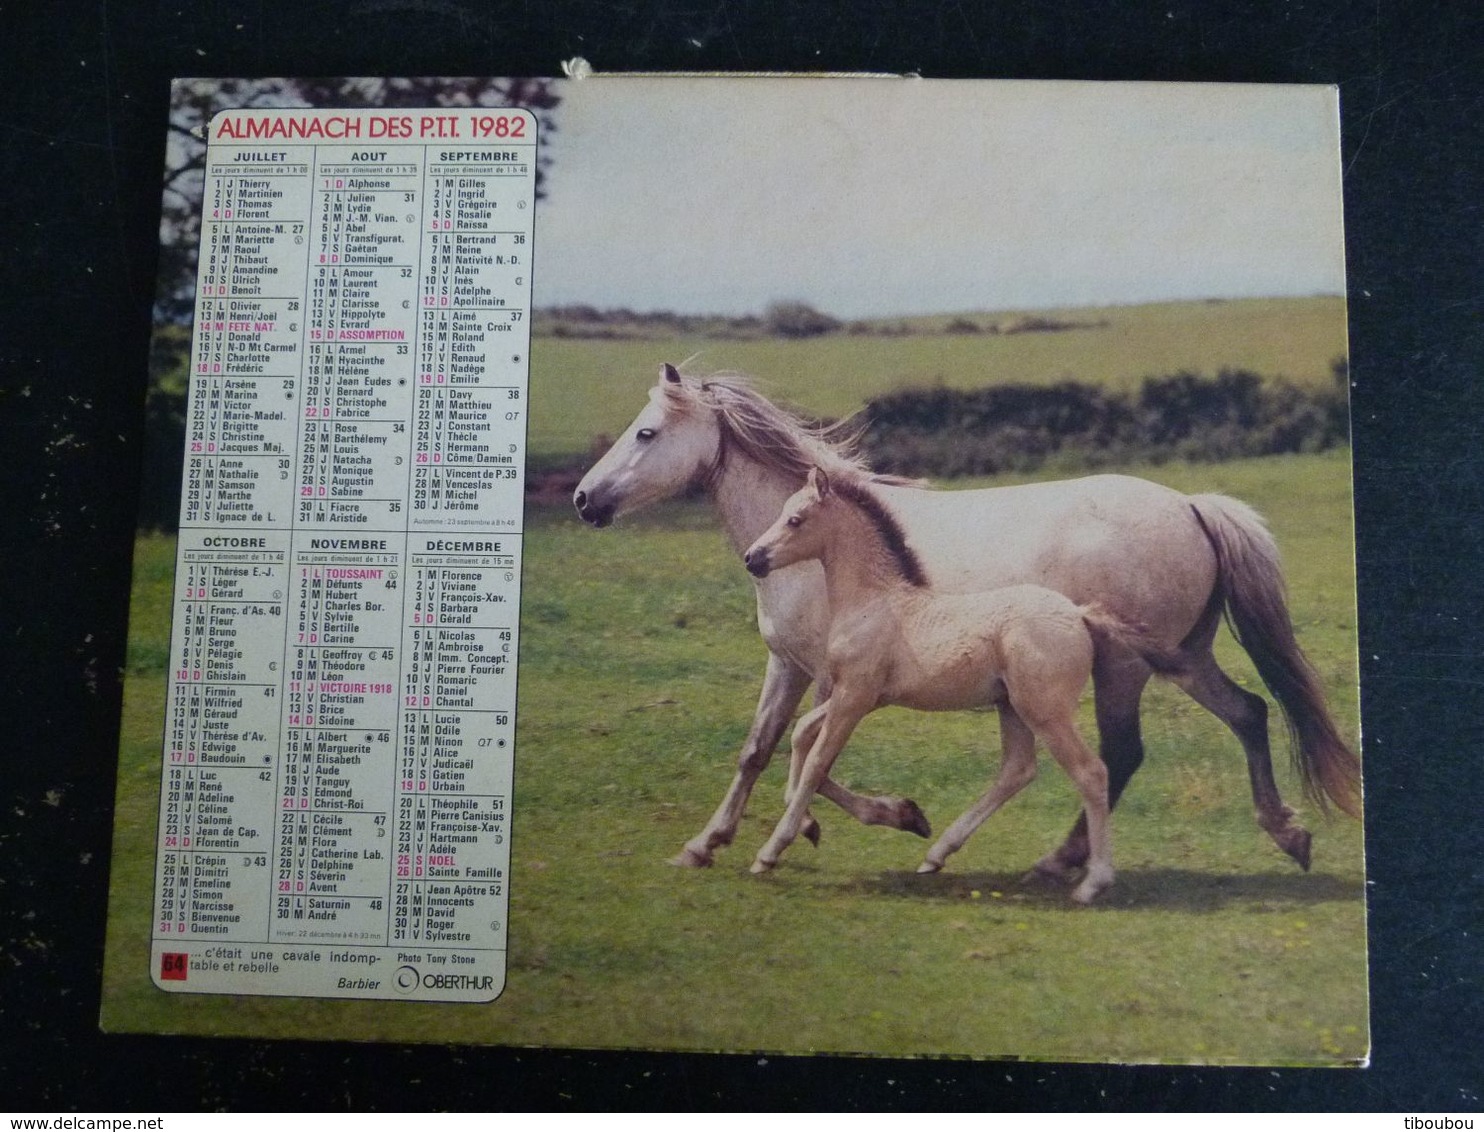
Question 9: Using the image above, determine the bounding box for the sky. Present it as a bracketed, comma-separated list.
[533, 77, 1346, 319]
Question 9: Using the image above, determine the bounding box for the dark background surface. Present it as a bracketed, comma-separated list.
[2, 0, 1480, 1112]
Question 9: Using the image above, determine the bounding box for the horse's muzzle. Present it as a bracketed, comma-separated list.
[743, 548, 771, 578]
[573, 489, 615, 528]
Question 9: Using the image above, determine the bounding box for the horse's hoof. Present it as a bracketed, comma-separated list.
[749, 858, 776, 875]
[668, 846, 713, 868]
[915, 860, 942, 875]
[802, 818, 822, 848]
[900, 799, 932, 839]
[1281, 827, 1313, 872]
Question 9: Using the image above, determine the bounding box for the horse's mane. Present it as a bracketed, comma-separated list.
[829, 474, 930, 588]
[664, 371, 925, 488]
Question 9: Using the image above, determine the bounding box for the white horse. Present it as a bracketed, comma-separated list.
[574, 364, 1360, 874]
[743, 466, 1182, 902]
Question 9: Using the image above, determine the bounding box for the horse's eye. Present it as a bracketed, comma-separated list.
[786, 515, 802, 528]
[636, 428, 656, 441]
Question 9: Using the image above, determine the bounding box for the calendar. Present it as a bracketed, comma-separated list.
[151, 109, 535, 1000]
[105, 78, 1366, 1065]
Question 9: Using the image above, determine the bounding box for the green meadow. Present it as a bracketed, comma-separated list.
[104, 455, 1365, 1064]
[527, 296, 1348, 460]
[102, 295, 1365, 1063]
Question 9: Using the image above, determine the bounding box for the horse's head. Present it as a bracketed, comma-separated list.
[743, 466, 835, 578]
[574, 363, 724, 527]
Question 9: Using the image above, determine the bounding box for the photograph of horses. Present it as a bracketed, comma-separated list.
[104, 76, 1366, 1064]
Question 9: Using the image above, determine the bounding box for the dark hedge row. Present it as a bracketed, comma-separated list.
[135, 342, 1349, 530]
[857, 365, 1350, 478]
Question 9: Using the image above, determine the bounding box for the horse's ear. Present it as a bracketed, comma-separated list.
[661, 363, 682, 384]
[808, 466, 832, 499]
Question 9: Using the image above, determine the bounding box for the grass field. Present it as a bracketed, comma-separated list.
[102, 448, 1366, 1064]
[527, 296, 1348, 460]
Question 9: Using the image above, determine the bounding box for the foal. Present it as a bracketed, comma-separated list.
[743, 467, 1178, 903]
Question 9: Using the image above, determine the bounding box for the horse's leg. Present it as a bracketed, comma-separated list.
[1169, 650, 1313, 870]
[1032, 650, 1149, 880]
[917, 706, 1038, 873]
[1032, 715, 1114, 904]
[751, 689, 872, 873]
[784, 704, 829, 845]
[789, 690, 931, 841]
[816, 780, 932, 838]
[671, 652, 812, 867]
[672, 654, 928, 867]
[780, 698, 826, 846]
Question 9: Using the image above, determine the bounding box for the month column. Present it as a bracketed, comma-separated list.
[272, 148, 423, 944]
[393, 135, 535, 953]
[154, 147, 308, 953]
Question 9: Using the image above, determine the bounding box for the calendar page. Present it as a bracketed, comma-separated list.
[104, 76, 1368, 1065]
[151, 109, 535, 1000]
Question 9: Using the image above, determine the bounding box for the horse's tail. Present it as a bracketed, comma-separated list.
[1080, 605, 1186, 677]
[1188, 494, 1362, 818]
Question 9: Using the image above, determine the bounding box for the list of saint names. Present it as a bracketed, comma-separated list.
[152, 109, 536, 1001]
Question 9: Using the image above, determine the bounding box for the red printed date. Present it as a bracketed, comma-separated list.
[470, 114, 527, 139]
